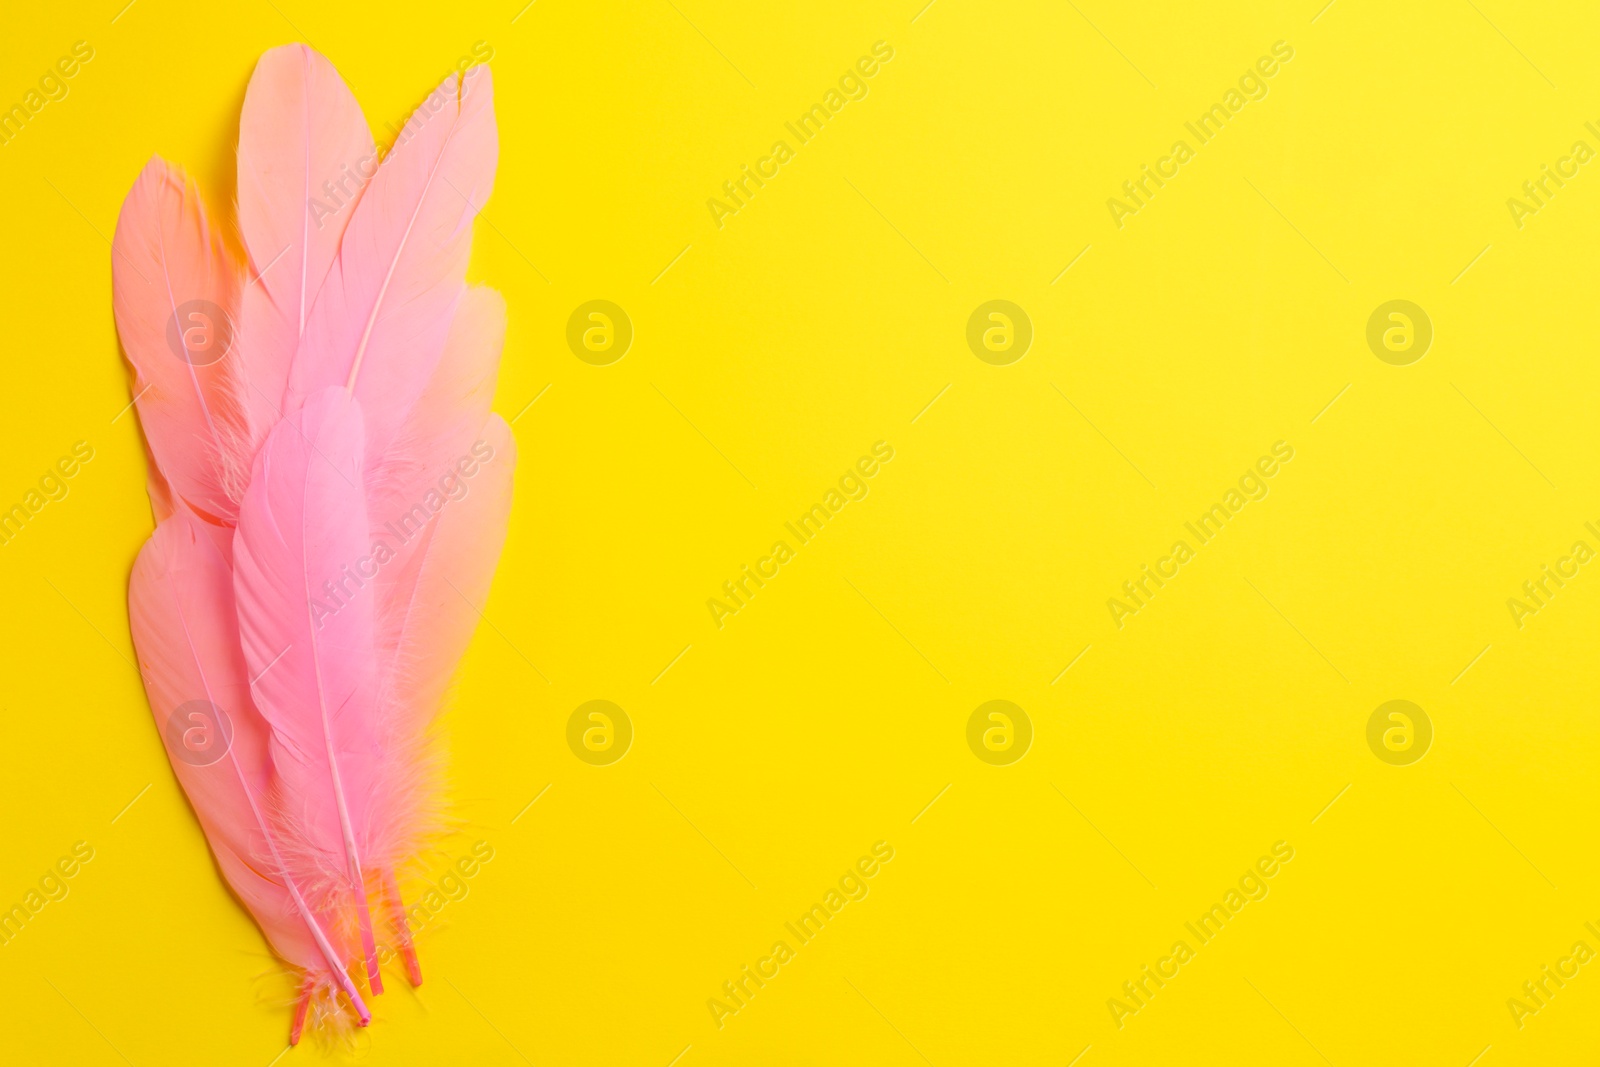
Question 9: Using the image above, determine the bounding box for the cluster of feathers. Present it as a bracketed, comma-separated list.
[114, 45, 511, 1041]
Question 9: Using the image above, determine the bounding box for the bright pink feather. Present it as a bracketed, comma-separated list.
[112, 159, 248, 525]
[236, 44, 374, 450]
[287, 65, 498, 465]
[232, 386, 385, 993]
[129, 510, 370, 1027]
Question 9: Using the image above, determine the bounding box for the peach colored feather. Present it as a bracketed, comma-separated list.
[128, 512, 371, 1036]
[288, 65, 498, 465]
[112, 160, 248, 525]
[236, 44, 375, 452]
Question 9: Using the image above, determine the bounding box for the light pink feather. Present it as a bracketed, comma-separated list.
[232, 386, 385, 994]
[345, 286, 513, 983]
[236, 44, 374, 448]
[371, 287, 510, 717]
[365, 285, 504, 647]
[382, 414, 516, 730]
[129, 510, 370, 1033]
[287, 65, 498, 465]
[112, 159, 248, 525]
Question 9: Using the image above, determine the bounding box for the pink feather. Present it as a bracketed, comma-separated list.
[357, 285, 513, 981]
[381, 413, 516, 733]
[236, 44, 375, 449]
[119, 48, 511, 1040]
[287, 65, 498, 464]
[138, 434, 177, 525]
[129, 510, 371, 1034]
[368, 284, 507, 684]
[232, 386, 387, 995]
[112, 160, 249, 525]
[369, 420, 516, 986]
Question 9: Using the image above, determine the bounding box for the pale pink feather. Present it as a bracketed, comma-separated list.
[236, 44, 374, 448]
[129, 510, 370, 1030]
[348, 286, 512, 983]
[112, 159, 249, 525]
[355, 415, 518, 988]
[365, 285, 503, 650]
[232, 386, 385, 993]
[370, 287, 510, 718]
[286, 65, 498, 465]
[382, 414, 516, 732]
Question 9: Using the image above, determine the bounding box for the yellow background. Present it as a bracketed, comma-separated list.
[3, 0, 1599, 1063]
